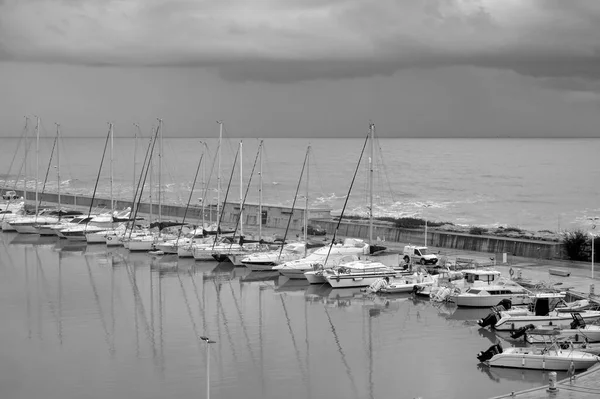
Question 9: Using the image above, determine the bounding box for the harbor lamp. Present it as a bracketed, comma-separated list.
[420, 204, 432, 246]
[200, 336, 216, 399]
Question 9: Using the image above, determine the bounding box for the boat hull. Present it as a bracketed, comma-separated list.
[494, 311, 600, 331]
[487, 348, 599, 370]
[326, 271, 398, 289]
[451, 293, 530, 308]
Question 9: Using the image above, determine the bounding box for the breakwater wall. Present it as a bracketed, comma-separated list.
[7, 189, 218, 221]
[4, 188, 566, 260]
[312, 219, 566, 261]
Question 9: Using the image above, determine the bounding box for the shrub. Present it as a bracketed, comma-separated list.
[562, 230, 589, 261]
[503, 226, 524, 234]
[469, 226, 487, 235]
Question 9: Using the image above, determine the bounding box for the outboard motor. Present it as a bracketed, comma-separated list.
[570, 313, 586, 329]
[477, 309, 499, 328]
[496, 299, 512, 311]
[477, 343, 503, 362]
[510, 324, 535, 339]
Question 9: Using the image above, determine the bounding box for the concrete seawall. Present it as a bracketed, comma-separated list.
[4, 188, 566, 260]
[312, 219, 566, 260]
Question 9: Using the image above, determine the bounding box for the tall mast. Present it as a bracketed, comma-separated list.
[239, 140, 243, 237]
[55, 123, 61, 215]
[216, 121, 223, 226]
[157, 118, 163, 222]
[109, 122, 114, 212]
[304, 145, 310, 243]
[201, 141, 206, 230]
[35, 116, 40, 216]
[132, 123, 140, 212]
[369, 123, 374, 244]
[258, 141, 263, 240]
[149, 125, 154, 224]
[23, 116, 29, 206]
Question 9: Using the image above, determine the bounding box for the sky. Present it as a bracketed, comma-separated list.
[1, 0, 600, 138]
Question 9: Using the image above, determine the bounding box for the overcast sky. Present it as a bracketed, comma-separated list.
[1, 0, 600, 138]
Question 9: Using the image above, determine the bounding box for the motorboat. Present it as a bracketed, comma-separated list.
[477, 338, 600, 371]
[324, 260, 399, 289]
[447, 270, 531, 308]
[240, 241, 312, 271]
[478, 293, 600, 331]
[275, 238, 370, 280]
[511, 313, 600, 344]
[414, 269, 464, 300]
[376, 272, 435, 294]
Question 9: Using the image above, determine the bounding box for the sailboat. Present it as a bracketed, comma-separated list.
[323, 123, 398, 289]
[10, 117, 64, 233]
[1, 117, 29, 231]
[241, 145, 324, 271]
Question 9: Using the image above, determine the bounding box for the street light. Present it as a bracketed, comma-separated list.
[588, 217, 598, 279]
[200, 336, 216, 399]
[420, 204, 432, 246]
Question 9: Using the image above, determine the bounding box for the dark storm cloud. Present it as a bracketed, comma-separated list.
[1, 0, 600, 87]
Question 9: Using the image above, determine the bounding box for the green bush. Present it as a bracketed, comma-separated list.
[562, 230, 589, 261]
[469, 226, 487, 235]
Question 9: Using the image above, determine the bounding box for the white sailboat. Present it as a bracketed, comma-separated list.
[10, 117, 61, 233]
[324, 123, 397, 289]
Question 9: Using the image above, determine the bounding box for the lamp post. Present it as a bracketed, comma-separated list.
[200, 336, 216, 399]
[420, 204, 432, 246]
[588, 217, 598, 279]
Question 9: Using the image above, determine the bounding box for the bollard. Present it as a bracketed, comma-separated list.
[591, 284, 595, 296]
[547, 371, 558, 392]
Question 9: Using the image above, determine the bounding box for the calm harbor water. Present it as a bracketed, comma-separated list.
[0, 232, 570, 399]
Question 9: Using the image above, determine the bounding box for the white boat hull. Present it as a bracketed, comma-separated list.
[129, 239, 155, 251]
[279, 268, 311, 279]
[86, 232, 107, 243]
[526, 326, 600, 344]
[326, 271, 398, 289]
[304, 271, 327, 284]
[494, 311, 600, 331]
[451, 293, 531, 308]
[486, 347, 599, 370]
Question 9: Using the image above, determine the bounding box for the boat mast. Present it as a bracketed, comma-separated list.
[217, 121, 223, 229]
[55, 123, 61, 216]
[369, 123, 374, 244]
[239, 140, 243, 237]
[201, 141, 206, 231]
[35, 116, 40, 216]
[23, 116, 29, 207]
[304, 145, 310, 243]
[109, 122, 114, 212]
[157, 118, 163, 223]
[132, 123, 140, 215]
[149, 125, 154, 224]
[258, 141, 263, 240]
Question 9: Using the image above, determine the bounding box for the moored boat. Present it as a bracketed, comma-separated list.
[477, 338, 600, 371]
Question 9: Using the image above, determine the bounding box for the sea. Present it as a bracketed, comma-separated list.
[1, 137, 599, 233]
[1, 137, 599, 399]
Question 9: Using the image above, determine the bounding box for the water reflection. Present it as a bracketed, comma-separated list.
[0, 234, 560, 399]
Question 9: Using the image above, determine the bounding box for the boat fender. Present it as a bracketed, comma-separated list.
[509, 268, 514, 277]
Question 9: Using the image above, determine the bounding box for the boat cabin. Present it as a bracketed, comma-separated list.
[463, 270, 501, 285]
[527, 292, 566, 316]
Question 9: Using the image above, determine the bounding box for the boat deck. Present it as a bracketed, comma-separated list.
[490, 364, 600, 398]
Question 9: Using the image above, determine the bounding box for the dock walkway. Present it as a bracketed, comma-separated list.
[490, 364, 600, 398]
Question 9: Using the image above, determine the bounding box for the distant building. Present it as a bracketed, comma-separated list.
[221, 201, 331, 230]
